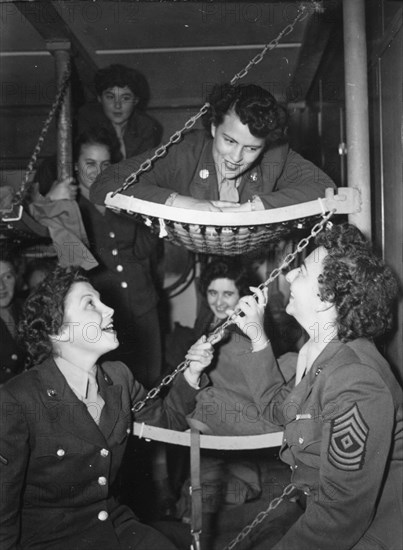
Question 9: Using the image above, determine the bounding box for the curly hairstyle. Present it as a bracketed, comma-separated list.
[18, 266, 88, 367]
[315, 223, 399, 342]
[199, 257, 259, 298]
[94, 64, 150, 107]
[203, 83, 288, 144]
[74, 126, 122, 165]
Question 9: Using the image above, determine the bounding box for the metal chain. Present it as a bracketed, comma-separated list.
[222, 482, 296, 550]
[132, 210, 334, 413]
[114, 2, 318, 197]
[15, 62, 72, 206]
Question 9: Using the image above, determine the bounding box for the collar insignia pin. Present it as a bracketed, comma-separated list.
[250, 172, 258, 182]
[47, 388, 57, 397]
[199, 169, 209, 180]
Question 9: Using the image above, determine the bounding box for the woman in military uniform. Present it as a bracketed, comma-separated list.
[0, 266, 213, 550]
[204, 223, 402, 550]
[91, 82, 336, 212]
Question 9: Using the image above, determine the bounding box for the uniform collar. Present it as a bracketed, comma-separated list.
[55, 357, 97, 401]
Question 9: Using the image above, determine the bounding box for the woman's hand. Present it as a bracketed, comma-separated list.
[47, 177, 77, 201]
[184, 336, 215, 387]
[228, 286, 270, 352]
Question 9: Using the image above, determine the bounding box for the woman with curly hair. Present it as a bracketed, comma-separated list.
[91, 82, 336, 211]
[213, 222, 402, 550]
[0, 265, 214, 550]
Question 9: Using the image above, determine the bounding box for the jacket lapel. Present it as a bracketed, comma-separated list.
[38, 358, 107, 447]
[190, 138, 220, 200]
[97, 366, 123, 440]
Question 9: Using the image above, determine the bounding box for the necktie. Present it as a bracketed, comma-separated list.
[84, 372, 105, 424]
[219, 178, 239, 202]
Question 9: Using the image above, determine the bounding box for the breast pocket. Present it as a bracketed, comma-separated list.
[35, 434, 85, 461]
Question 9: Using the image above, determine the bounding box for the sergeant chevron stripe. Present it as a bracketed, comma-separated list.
[328, 404, 369, 471]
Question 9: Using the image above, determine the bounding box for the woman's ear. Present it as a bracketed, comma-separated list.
[50, 324, 70, 344]
[211, 123, 217, 138]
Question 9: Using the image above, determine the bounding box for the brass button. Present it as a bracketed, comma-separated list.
[98, 510, 108, 521]
[111, 249, 118, 256]
[98, 476, 107, 486]
[56, 448, 65, 457]
[109, 232, 115, 239]
[116, 265, 123, 272]
[100, 448, 109, 457]
[121, 281, 128, 289]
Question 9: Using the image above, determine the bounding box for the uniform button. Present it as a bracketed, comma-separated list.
[121, 281, 128, 289]
[98, 476, 107, 486]
[109, 232, 115, 238]
[111, 249, 118, 256]
[11, 354, 18, 361]
[116, 265, 123, 272]
[98, 510, 108, 521]
[100, 448, 109, 457]
[298, 437, 304, 444]
[56, 448, 65, 457]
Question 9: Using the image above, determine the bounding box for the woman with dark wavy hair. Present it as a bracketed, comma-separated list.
[209, 222, 401, 550]
[91, 82, 336, 212]
[0, 265, 214, 550]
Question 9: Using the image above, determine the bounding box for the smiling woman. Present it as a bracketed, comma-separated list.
[0, 265, 215, 550]
[91, 82, 336, 213]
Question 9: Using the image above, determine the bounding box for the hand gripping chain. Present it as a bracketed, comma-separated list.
[132, 210, 334, 414]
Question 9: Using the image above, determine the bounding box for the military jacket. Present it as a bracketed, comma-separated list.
[242, 338, 403, 550]
[91, 130, 336, 208]
[0, 358, 204, 549]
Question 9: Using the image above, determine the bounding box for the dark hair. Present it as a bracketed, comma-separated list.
[74, 126, 122, 165]
[94, 64, 150, 106]
[315, 223, 399, 342]
[203, 83, 288, 144]
[199, 257, 259, 298]
[18, 266, 88, 366]
[25, 257, 58, 289]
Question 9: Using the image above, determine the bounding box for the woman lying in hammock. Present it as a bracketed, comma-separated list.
[90, 83, 336, 212]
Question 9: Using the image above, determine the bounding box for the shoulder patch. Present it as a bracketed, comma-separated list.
[328, 404, 368, 471]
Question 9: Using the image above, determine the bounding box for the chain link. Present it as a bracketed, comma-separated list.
[132, 211, 334, 413]
[15, 62, 72, 206]
[113, 2, 315, 197]
[223, 483, 296, 550]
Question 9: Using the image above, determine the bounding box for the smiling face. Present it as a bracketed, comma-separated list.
[56, 281, 118, 361]
[0, 260, 16, 308]
[206, 278, 240, 320]
[285, 246, 328, 328]
[211, 110, 265, 180]
[76, 143, 111, 192]
[98, 85, 138, 127]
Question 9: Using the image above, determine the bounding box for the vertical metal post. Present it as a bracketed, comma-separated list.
[342, 0, 371, 237]
[47, 41, 72, 181]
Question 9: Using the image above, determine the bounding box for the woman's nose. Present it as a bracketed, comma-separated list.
[102, 304, 114, 317]
[231, 146, 243, 163]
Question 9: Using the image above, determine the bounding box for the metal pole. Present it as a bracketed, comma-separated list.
[342, 0, 371, 237]
[47, 41, 72, 181]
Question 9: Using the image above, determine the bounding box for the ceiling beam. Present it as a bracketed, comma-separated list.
[14, 0, 98, 100]
[289, 2, 341, 100]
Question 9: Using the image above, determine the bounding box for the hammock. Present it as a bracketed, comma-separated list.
[105, 186, 361, 256]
